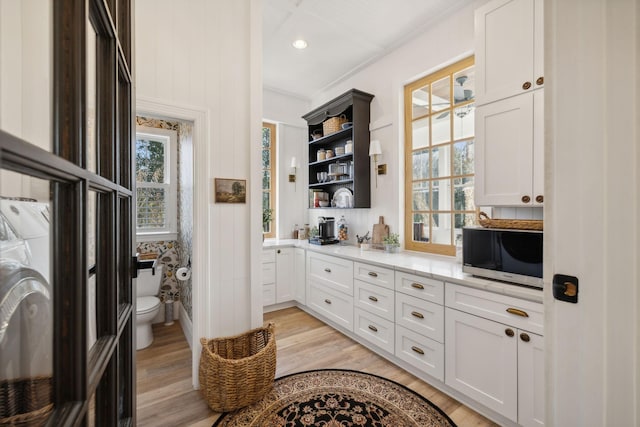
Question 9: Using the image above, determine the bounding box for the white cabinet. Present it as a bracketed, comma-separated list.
[474, 0, 545, 207]
[306, 251, 354, 331]
[475, 90, 544, 206]
[352, 261, 396, 353]
[276, 248, 294, 303]
[475, 0, 544, 106]
[445, 283, 544, 425]
[394, 271, 445, 382]
[294, 247, 306, 304]
[262, 249, 276, 306]
[262, 247, 295, 306]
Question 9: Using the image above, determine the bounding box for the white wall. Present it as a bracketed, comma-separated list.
[135, 0, 262, 344]
[546, 0, 639, 425]
[304, 1, 489, 243]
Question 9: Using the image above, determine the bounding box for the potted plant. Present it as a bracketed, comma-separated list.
[382, 233, 400, 253]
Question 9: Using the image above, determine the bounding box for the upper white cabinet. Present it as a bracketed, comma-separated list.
[475, 90, 544, 206]
[474, 0, 544, 106]
[474, 0, 545, 207]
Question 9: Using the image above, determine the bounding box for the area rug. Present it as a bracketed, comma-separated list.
[212, 369, 456, 427]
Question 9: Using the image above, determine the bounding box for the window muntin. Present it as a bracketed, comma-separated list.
[262, 122, 276, 238]
[135, 126, 177, 236]
[404, 57, 476, 255]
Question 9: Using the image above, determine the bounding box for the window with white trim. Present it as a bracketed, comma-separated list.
[135, 126, 177, 238]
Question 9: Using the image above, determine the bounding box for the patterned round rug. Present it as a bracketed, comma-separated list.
[212, 369, 456, 427]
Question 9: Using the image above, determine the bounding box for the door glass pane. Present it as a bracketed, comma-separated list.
[454, 177, 475, 211]
[431, 145, 451, 179]
[412, 181, 430, 211]
[411, 149, 429, 180]
[412, 213, 430, 243]
[432, 212, 452, 245]
[432, 111, 451, 145]
[0, 171, 53, 421]
[87, 23, 97, 172]
[454, 103, 475, 140]
[432, 179, 451, 211]
[0, 1, 52, 152]
[411, 117, 429, 150]
[431, 77, 450, 112]
[453, 140, 474, 176]
[88, 191, 97, 349]
[453, 67, 475, 104]
[411, 85, 430, 118]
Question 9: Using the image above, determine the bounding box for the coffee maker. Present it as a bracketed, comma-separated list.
[310, 216, 338, 245]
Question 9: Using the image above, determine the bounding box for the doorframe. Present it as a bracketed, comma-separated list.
[136, 97, 209, 388]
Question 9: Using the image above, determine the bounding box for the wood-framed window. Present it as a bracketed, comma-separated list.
[262, 122, 276, 238]
[404, 56, 476, 255]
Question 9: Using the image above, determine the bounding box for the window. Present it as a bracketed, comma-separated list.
[135, 126, 177, 237]
[404, 56, 476, 255]
[262, 122, 276, 238]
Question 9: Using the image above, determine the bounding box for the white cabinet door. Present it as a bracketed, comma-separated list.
[276, 248, 294, 303]
[445, 307, 518, 422]
[518, 330, 545, 427]
[475, 92, 535, 206]
[294, 248, 306, 304]
[475, 0, 543, 105]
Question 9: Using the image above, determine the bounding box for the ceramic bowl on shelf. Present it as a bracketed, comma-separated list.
[341, 122, 353, 129]
[318, 200, 330, 207]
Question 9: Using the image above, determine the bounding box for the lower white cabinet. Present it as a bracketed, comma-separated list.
[308, 280, 353, 331]
[262, 250, 276, 306]
[395, 325, 444, 381]
[395, 292, 444, 343]
[262, 248, 295, 306]
[445, 283, 545, 426]
[294, 247, 306, 304]
[353, 307, 394, 354]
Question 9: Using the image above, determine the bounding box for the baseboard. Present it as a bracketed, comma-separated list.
[179, 301, 193, 350]
[263, 300, 296, 313]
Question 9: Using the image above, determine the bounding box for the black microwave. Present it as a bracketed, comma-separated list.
[462, 227, 543, 288]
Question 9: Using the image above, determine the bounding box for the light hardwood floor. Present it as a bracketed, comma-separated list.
[136, 307, 498, 427]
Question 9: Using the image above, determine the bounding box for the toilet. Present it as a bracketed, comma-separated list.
[136, 265, 164, 350]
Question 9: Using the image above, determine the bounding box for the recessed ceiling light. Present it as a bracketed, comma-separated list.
[292, 39, 308, 49]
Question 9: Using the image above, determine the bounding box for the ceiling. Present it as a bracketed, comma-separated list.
[263, 0, 473, 99]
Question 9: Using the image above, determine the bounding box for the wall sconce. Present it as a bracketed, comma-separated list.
[368, 140, 385, 187]
[289, 157, 297, 189]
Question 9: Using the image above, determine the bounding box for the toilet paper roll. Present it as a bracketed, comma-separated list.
[176, 267, 191, 281]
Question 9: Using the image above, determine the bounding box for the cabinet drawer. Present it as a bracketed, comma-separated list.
[354, 308, 394, 354]
[263, 284, 276, 306]
[308, 252, 354, 295]
[395, 325, 444, 382]
[445, 283, 543, 335]
[308, 280, 353, 331]
[262, 263, 276, 285]
[354, 262, 394, 290]
[395, 271, 444, 304]
[395, 293, 444, 343]
[354, 279, 394, 322]
[262, 249, 276, 263]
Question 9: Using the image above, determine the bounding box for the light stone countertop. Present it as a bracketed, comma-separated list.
[262, 238, 543, 303]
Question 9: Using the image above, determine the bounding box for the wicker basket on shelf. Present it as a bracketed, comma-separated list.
[198, 323, 276, 413]
[322, 114, 348, 135]
[478, 211, 543, 231]
[0, 376, 53, 426]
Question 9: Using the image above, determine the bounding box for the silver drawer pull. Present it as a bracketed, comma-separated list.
[368, 325, 378, 332]
[411, 311, 424, 319]
[324, 268, 332, 273]
[411, 346, 424, 355]
[368, 296, 378, 302]
[411, 283, 424, 290]
[506, 307, 529, 317]
[324, 299, 332, 305]
[368, 271, 378, 277]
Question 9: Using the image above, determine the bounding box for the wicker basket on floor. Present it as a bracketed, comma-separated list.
[199, 323, 276, 413]
[478, 211, 543, 231]
[0, 376, 53, 426]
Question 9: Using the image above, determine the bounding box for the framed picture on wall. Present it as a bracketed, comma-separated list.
[214, 178, 247, 203]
